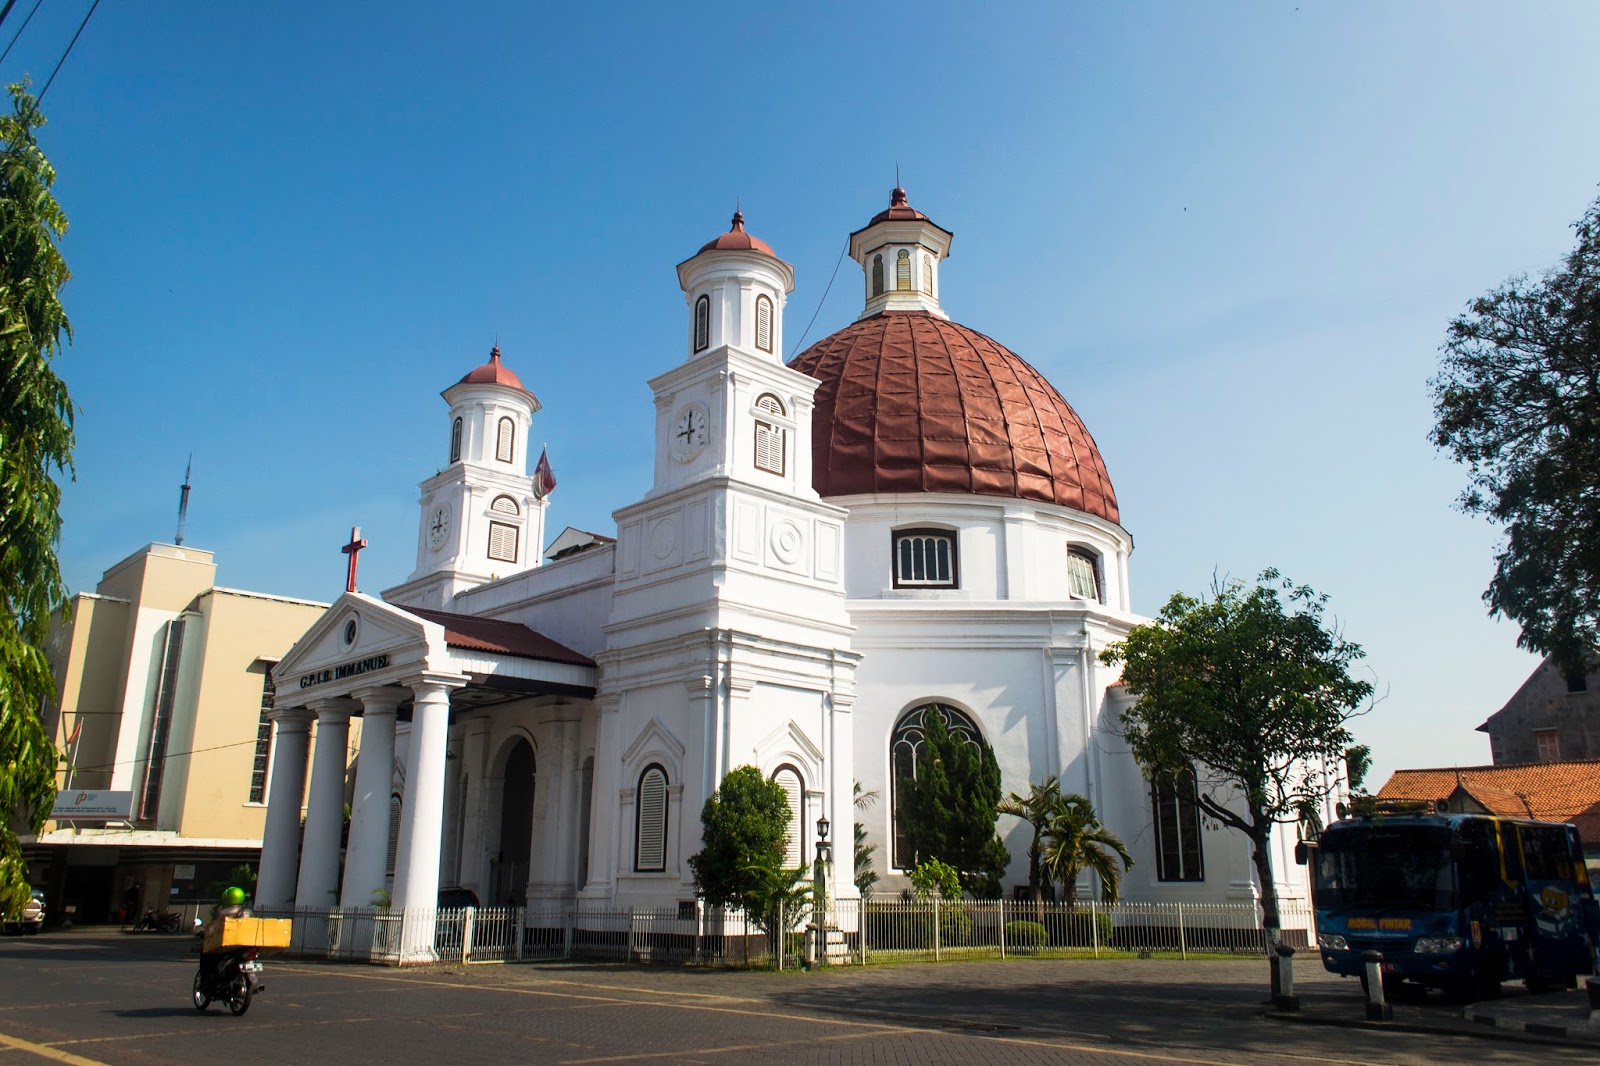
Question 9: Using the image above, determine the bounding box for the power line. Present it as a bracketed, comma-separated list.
[69, 737, 261, 774]
[36, 0, 101, 105]
[788, 237, 849, 358]
[0, 0, 42, 69]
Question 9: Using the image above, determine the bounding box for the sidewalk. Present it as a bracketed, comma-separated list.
[1269, 982, 1600, 1048]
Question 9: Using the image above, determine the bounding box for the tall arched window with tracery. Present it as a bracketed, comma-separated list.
[449, 417, 462, 463]
[635, 765, 669, 872]
[890, 703, 982, 869]
[771, 765, 805, 868]
[693, 295, 710, 352]
[872, 254, 885, 296]
[755, 294, 773, 353]
[896, 248, 912, 291]
[496, 417, 515, 464]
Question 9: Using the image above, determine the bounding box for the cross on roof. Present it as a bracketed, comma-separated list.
[341, 525, 368, 593]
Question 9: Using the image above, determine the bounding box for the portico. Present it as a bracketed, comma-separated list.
[260, 592, 595, 957]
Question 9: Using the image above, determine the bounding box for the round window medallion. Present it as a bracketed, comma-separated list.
[770, 520, 803, 565]
[343, 617, 358, 646]
[650, 519, 679, 561]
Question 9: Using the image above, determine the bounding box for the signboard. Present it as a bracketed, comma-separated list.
[50, 790, 134, 820]
[173, 864, 196, 881]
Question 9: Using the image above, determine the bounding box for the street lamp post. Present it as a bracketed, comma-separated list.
[810, 815, 832, 967]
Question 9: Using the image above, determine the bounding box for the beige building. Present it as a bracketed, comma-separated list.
[28, 543, 329, 925]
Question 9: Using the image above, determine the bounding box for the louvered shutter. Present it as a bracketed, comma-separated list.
[496, 418, 514, 463]
[636, 767, 667, 871]
[774, 768, 803, 868]
[756, 296, 773, 352]
[488, 521, 519, 563]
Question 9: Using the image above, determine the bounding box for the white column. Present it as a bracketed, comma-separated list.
[578, 694, 621, 901]
[827, 693, 859, 903]
[392, 678, 457, 911]
[256, 709, 313, 909]
[452, 717, 492, 898]
[340, 689, 399, 908]
[557, 715, 581, 893]
[296, 701, 353, 909]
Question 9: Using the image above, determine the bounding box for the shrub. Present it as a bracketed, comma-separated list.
[938, 906, 972, 947]
[1005, 920, 1048, 951]
[1044, 906, 1114, 948]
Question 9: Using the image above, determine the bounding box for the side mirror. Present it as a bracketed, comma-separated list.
[1294, 842, 1309, 866]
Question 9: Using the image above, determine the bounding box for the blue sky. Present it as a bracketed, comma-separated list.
[13, 1, 1600, 784]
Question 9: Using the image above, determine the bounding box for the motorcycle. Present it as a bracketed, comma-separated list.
[192, 948, 264, 1016]
[128, 907, 182, 934]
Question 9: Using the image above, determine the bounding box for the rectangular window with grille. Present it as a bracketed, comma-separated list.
[1067, 549, 1102, 602]
[248, 671, 275, 803]
[1152, 769, 1204, 881]
[488, 521, 519, 563]
[893, 530, 957, 588]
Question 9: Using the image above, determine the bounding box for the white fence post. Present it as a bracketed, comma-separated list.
[997, 900, 1006, 959]
[1090, 900, 1100, 959]
[1177, 902, 1186, 960]
[932, 896, 941, 962]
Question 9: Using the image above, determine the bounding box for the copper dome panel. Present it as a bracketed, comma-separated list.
[788, 311, 1119, 524]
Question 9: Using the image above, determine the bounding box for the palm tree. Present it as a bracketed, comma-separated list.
[853, 781, 880, 897]
[1040, 793, 1134, 906]
[996, 776, 1062, 902]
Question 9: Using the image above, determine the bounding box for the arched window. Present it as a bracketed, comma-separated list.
[1067, 548, 1102, 603]
[491, 495, 520, 516]
[893, 528, 957, 588]
[693, 295, 710, 352]
[496, 417, 515, 464]
[896, 248, 912, 291]
[871, 254, 885, 296]
[1151, 768, 1204, 881]
[754, 393, 785, 475]
[449, 417, 463, 463]
[772, 765, 805, 868]
[386, 794, 402, 877]
[891, 704, 982, 869]
[635, 765, 669, 872]
[923, 254, 934, 296]
[755, 294, 773, 353]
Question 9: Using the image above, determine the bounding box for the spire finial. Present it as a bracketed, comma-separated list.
[489, 342, 501, 362]
[731, 202, 745, 231]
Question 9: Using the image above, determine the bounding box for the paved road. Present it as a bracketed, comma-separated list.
[0, 931, 1585, 1065]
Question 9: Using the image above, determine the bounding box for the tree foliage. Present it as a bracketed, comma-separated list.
[852, 781, 879, 897]
[1429, 190, 1600, 677]
[1, 83, 72, 917]
[1100, 570, 1372, 936]
[996, 775, 1061, 902]
[688, 766, 792, 913]
[1039, 792, 1133, 907]
[898, 708, 1008, 898]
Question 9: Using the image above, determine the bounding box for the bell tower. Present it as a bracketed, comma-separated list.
[384, 345, 545, 610]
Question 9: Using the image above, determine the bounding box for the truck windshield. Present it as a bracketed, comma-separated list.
[1315, 825, 1455, 912]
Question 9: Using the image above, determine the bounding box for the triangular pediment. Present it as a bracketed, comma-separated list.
[754, 718, 823, 776]
[622, 716, 687, 768]
[272, 592, 445, 694]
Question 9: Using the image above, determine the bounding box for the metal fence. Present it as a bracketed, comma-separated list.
[261, 897, 1311, 968]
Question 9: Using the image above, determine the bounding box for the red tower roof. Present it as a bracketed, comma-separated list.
[788, 311, 1120, 523]
[698, 210, 778, 257]
[456, 345, 530, 394]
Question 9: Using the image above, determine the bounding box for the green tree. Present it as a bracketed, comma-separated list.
[1100, 570, 1373, 940]
[738, 859, 812, 956]
[1039, 793, 1133, 906]
[1, 83, 72, 918]
[1429, 189, 1600, 678]
[898, 708, 1008, 898]
[996, 776, 1062, 902]
[852, 781, 879, 897]
[688, 766, 792, 913]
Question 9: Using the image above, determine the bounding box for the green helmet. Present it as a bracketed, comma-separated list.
[221, 886, 247, 906]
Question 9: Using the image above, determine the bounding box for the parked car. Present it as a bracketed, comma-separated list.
[436, 887, 480, 910]
[3, 889, 45, 935]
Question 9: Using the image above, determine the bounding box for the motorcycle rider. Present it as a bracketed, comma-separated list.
[199, 887, 252, 987]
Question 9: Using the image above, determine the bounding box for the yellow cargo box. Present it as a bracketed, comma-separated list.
[202, 916, 292, 956]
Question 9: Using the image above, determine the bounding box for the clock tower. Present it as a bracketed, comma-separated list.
[385, 344, 546, 611]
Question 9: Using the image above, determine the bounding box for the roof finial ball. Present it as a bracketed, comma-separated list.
[891, 185, 908, 208]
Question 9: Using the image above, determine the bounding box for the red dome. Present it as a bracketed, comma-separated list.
[456, 345, 530, 393]
[698, 210, 777, 257]
[788, 311, 1119, 523]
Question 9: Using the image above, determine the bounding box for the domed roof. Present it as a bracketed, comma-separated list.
[456, 345, 530, 394]
[865, 186, 931, 226]
[697, 210, 777, 258]
[788, 311, 1119, 523]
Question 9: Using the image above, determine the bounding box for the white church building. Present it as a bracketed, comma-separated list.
[257, 189, 1316, 932]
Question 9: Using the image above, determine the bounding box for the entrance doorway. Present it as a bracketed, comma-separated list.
[490, 738, 534, 906]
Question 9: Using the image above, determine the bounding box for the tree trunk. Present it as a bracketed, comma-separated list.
[1027, 827, 1042, 903]
[1248, 825, 1281, 946]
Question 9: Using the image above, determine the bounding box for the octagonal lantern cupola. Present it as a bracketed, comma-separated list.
[676, 211, 795, 364]
[441, 344, 542, 473]
[848, 186, 953, 321]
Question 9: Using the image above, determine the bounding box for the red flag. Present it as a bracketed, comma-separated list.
[533, 448, 556, 499]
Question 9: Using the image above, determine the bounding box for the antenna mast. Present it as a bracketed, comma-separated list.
[175, 455, 192, 546]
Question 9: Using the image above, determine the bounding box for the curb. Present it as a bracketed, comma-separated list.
[1264, 1009, 1598, 1048]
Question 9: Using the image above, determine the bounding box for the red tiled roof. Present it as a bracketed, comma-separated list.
[697, 211, 777, 258]
[401, 606, 594, 668]
[1377, 760, 1600, 843]
[788, 311, 1120, 523]
[866, 185, 931, 225]
[456, 345, 531, 395]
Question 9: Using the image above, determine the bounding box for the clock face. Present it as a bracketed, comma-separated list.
[672, 403, 709, 462]
[427, 503, 451, 550]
